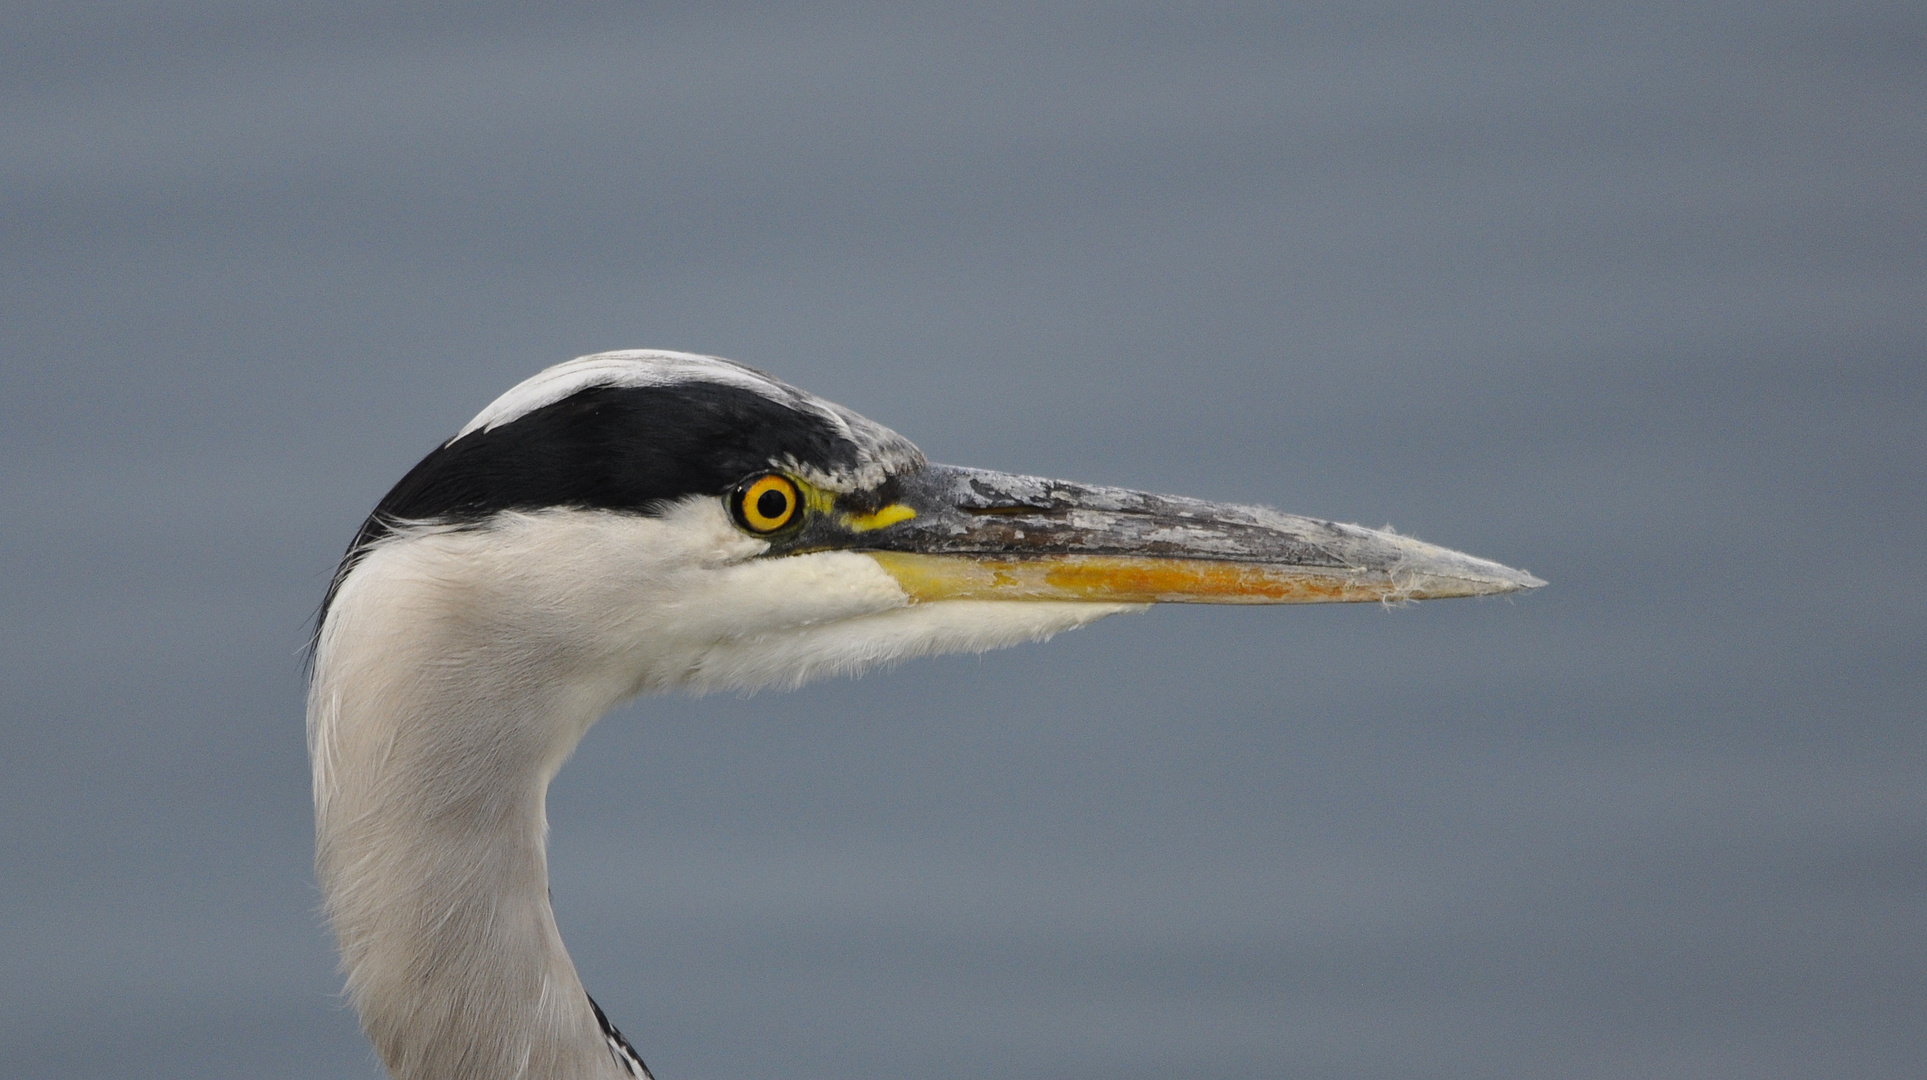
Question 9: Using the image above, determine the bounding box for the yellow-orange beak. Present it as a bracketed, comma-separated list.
[826, 464, 1544, 606]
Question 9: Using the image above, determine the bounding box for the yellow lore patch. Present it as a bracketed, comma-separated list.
[843, 503, 918, 532]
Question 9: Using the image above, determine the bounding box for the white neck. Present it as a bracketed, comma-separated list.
[308, 504, 1131, 1079]
[310, 587, 630, 1080]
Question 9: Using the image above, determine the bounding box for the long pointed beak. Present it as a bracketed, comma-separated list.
[843, 464, 1544, 605]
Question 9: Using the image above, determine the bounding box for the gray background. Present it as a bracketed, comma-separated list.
[3, 2, 1922, 1078]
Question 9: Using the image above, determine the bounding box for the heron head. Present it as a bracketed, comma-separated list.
[319, 350, 1541, 697]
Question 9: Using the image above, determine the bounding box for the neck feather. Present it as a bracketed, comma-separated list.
[304, 506, 1126, 1078]
[309, 543, 637, 1080]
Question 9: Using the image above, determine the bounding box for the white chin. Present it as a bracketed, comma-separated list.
[673, 598, 1143, 694]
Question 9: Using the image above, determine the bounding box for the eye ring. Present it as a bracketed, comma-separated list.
[731, 474, 801, 534]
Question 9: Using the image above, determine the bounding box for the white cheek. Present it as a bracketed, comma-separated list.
[610, 535, 1143, 694]
[644, 550, 913, 643]
[327, 503, 1141, 702]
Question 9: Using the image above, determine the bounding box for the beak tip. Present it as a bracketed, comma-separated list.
[1389, 549, 1545, 601]
[1468, 561, 1547, 596]
[1371, 529, 1545, 599]
[1472, 557, 1545, 590]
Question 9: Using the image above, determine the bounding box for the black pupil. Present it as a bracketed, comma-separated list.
[756, 488, 789, 521]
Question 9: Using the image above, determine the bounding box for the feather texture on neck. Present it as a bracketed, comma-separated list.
[308, 501, 1129, 1079]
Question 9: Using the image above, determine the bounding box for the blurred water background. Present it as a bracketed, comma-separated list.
[2, 3, 1922, 1077]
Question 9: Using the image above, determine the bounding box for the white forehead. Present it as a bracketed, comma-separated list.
[456, 350, 812, 440]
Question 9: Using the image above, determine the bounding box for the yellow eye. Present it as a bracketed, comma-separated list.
[732, 474, 800, 533]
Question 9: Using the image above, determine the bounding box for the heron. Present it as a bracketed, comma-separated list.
[308, 349, 1543, 1080]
